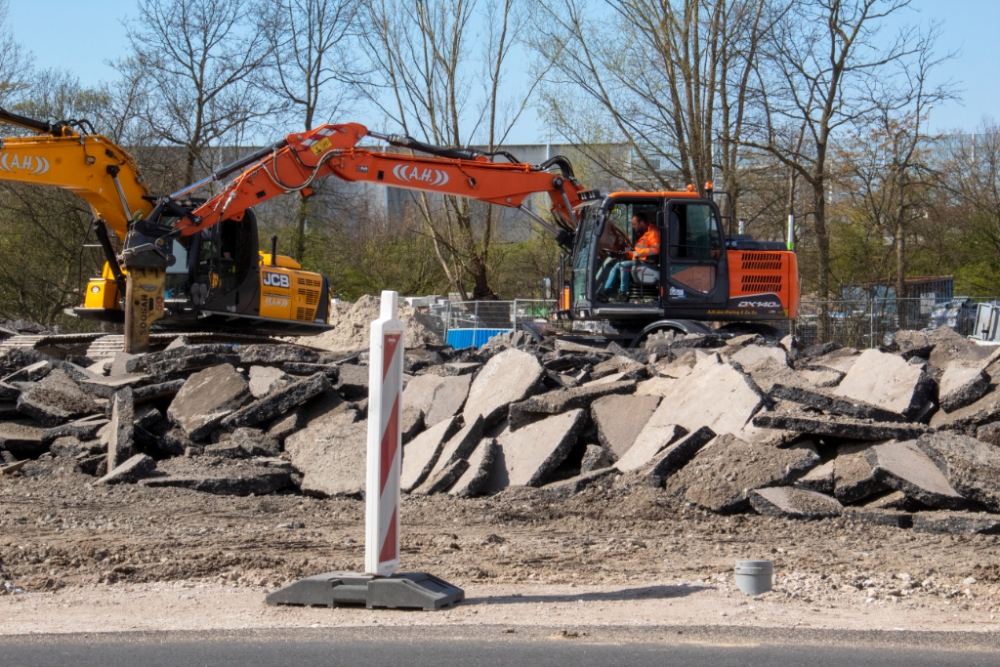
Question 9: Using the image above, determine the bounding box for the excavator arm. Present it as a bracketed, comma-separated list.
[157, 122, 591, 245]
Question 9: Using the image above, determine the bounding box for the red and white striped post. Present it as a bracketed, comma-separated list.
[365, 290, 405, 577]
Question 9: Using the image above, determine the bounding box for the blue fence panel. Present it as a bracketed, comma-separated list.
[446, 328, 511, 349]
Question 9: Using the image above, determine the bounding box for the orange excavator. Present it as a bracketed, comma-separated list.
[125, 122, 799, 349]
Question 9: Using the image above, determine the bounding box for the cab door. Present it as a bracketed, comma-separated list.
[662, 199, 728, 306]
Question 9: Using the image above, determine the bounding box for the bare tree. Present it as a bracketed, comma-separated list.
[533, 0, 778, 213]
[360, 0, 542, 300]
[743, 0, 937, 307]
[122, 0, 278, 186]
[0, 0, 32, 105]
[266, 0, 363, 261]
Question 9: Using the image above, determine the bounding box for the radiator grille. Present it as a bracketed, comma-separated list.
[295, 306, 316, 322]
[740, 252, 783, 271]
[741, 275, 783, 293]
[295, 276, 322, 307]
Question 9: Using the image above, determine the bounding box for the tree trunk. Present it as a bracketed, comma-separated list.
[896, 218, 907, 329]
[813, 179, 832, 342]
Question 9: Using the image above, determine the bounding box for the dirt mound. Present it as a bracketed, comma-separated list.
[302, 295, 442, 352]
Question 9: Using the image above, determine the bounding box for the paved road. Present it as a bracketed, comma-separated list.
[1, 626, 997, 667]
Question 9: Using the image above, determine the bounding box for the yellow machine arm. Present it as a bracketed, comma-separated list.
[0, 108, 151, 237]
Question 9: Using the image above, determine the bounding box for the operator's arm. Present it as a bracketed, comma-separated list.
[628, 227, 660, 261]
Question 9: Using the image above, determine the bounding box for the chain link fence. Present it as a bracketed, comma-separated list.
[424, 296, 1000, 349]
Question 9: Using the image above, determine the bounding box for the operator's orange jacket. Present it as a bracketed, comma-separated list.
[627, 226, 660, 261]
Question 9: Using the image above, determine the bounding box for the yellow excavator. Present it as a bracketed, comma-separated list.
[0, 109, 332, 352]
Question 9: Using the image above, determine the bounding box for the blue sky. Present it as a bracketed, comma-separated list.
[7, 0, 999, 142]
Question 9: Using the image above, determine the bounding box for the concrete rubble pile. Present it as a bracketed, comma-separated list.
[5, 321, 1000, 535]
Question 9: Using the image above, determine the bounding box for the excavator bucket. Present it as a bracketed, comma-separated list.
[123, 268, 165, 353]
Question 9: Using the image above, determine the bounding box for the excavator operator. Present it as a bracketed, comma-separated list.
[597, 212, 660, 303]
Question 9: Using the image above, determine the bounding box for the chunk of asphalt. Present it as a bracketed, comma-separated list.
[107, 388, 135, 471]
[590, 355, 646, 381]
[798, 368, 844, 388]
[832, 348, 934, 420]
[979, 421, 1000, 446]
[0, 422, 46, 459]
[796, 460, 835, 495]
[78, 374, 151, 399]
[282, 362, 339, 381]
[917, 431, 1000, 512]
[98, 453, 155, 485]
[284, 408, 366, 497]
[912, 511, 1000, 535]
[463, 349, 544, 429]
[139, 459, 293, 496]
[50, 436, 87, 458]
[16, 369, 98, 426]
[729, 344, 788, 369]
[590, 394, 660, 458]
[414, 417, 486, 493]
[805, 347, 860, 374]
[417, 459, 469, 495]
[508, 380, 636, 431]
[248, 366, 294, 399]
[580, 444, 613, 473]
[3, 360, 53, 384]
[665, 435, 820, 514]
[423, 375, 472, 427]
[769, 384, 905, 423]
[752, 412, 926, 441]
[866, 440, 968, 510]
[203, 441, 251, 459]
[145, 350, 240, 377]
[640, 426, 717, 486]
[833, 443, 888, 504]
[0, 348, 52, 377]
[614, 424, 686, 473]
[485, 408, 586, 491]
[400, 417, 459, 492]
[749, 487, 843, 519]
[167, 364, 250, 441]
[930, 384, 1000, 432]
[230, 427, 281, 457]
[0, 381, 19, 401]
[132, 379, 186, 404]
[267, 409, 305, 443]
[401, 406, 424, 444]
[335, 364, 369, 400]
[42, 414, 108, 443]
[541, 468, 619, 499]
[449, 438, 499, 498]
[939, 365, 991, 413]
[238, 344, 324, 365]
[221, 372, 331, 430]
[124, 344, 232, 373]
[842, 508, 913, 529]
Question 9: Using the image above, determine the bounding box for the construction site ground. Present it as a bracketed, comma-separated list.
[4, 465, 1000, 635]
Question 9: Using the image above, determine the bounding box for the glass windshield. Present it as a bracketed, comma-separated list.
[572, 205, 600, 301]
[669, 203, 722, 260]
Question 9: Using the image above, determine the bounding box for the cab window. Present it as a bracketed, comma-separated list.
[669, 203, 722, 260]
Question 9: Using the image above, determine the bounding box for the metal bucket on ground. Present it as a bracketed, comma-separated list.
[734, 560, 773, 595]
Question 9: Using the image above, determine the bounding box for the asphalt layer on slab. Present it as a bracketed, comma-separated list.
[1, 625, 998, 667]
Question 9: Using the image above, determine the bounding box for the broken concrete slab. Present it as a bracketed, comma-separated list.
[590, 394, 660, 459]
[978, 421, 1000, 446]
[139, 458, 293, 496]
[41, 414, 108, 443]
[0, 422, 46, 459]
[912, 511, 1000, 535]
[203, 440, 250, 459]
[424, 375, 472, 427]
[221, 372, 331, 430]
[580, 444, 613, 473]
[798, 368, 844, 388]
[509, 380, 635, 431]
[729, 344, 788, 369]
[282, 362, 339, 381]
[796, 460, 835, 495]
[485, 408, 586, 491]
[78, 373, 151, 399]
[132, 379, 185, 404]
[640, 426, 717, 486]
[108, 352, 134, 377]
[464, 349, 544, 428]
[769, 384, 904, 423]
[248, 365, 293, 399]
[866, 440, 968, 510]
[749, 487, 843, 519]
[107, 388, 135, 471]
[143, 348, 241, 377]
[930, 384, 1000, 432]
[16, 368, 98, 426]
[449, 438, 499, 498]
[834, 443, 888, 504]
[541, 468, 619, 499]
[284, 408, 367, 497]
[267, 409, 304, 442]
[401, 405, 424, 444]
[864, 490, 920, 511]
[615, 424, 685, 473]
[752, 411, 927, 441]
[400, 417, 458, 492]
[634, 377, 675, 397]
[917, 431, 1000, 512]
[806, 347, 860, 374]
[637, 355, 766, 438]
[415, 417, 486, 493]
[653, 349, 707, 379]
[842, 508, 912, 528]
[98, 453, 155, 485]
[665, 435, 820, 513]
[167, 364, 250, 441]
[832, 349, 933, 420]
[553, 340, 613, 356]
[939, 365, 991, 413]
[335, 364, 369, 399]
[590, 355, 646, 380]
[230, 427, 281, 457]
[134, 405, 162, 431]
[417, 459, 469, 495]
[0, 348, 52, 377]
[49, 436, 88, 458]
[3, 360, 53, 384]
